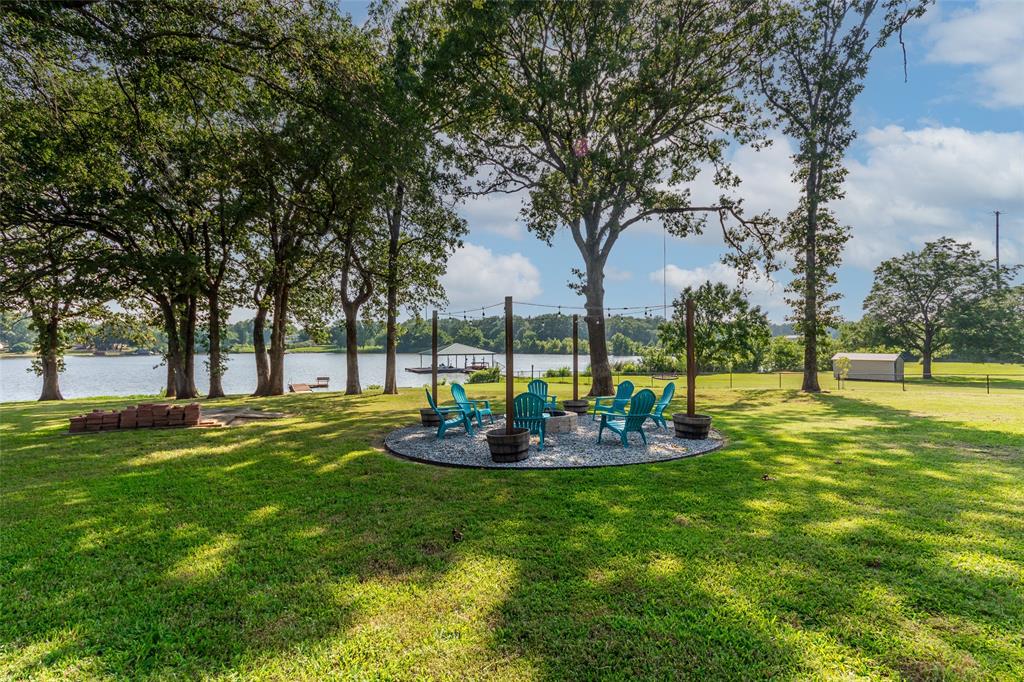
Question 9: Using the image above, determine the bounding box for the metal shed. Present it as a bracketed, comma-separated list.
[831, 352, 904, 382]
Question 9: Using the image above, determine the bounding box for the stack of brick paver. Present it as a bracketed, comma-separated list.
[68, 403, 203, 434]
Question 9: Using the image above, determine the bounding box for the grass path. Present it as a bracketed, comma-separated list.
[1, 385, 1022, 680]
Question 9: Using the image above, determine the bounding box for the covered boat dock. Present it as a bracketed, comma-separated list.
[406, 343, 499, 374]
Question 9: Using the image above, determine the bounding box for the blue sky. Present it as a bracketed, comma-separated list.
[341, 0, 1023, 322]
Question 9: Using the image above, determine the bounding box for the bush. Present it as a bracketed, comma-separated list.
[765, 336, 802, 371]
[544, 366, 571, 378]
[611, 360, 642, 374]
[11, 342, 33, 354]
[466, 366, 501, 384]
[638, 346, 682, 373]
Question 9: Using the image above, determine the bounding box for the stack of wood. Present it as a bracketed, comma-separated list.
[68, 403, 203, 433]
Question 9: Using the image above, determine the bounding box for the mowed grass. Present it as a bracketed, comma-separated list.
[537, 363, 1024, 395]
[1, 382, 1022, 680]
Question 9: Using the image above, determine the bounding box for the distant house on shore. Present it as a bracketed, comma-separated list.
[831, 352, 904, 382]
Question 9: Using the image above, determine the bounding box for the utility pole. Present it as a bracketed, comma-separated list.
[994, 210, 1001, 290]
[662, 225, 668, 319]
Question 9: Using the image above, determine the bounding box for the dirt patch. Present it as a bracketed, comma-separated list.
[896, 653, 978, 681]
[952, 443, 1022, 461]
[916, 441, 1022, 461]
[202, 407, 289, 427]
[419, 540, 448, 556]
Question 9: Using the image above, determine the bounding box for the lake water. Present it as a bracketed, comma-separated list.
[0, 352, 629, 402]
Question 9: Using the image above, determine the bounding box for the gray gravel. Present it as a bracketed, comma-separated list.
[384, 417, 723, 469]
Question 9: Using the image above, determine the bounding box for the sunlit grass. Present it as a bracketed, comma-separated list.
[1, 383, 1022, 679]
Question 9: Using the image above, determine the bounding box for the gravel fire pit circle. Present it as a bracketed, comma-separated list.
[384, 416, 723, 469]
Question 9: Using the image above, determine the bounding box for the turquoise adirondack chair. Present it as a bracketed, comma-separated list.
[591, 380, 634, 421]
[598, 388, 656, 447]
[650, 382, 675, 428]
[424, 388, 475, 439]
[513, 392, 549, 450]
[527, 379, 558, 410]
[451, 382, 494, 427]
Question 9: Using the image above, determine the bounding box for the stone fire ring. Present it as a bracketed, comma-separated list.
[384, 416, 724, 470]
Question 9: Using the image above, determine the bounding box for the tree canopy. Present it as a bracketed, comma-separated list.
[863, 238, 1014, 378]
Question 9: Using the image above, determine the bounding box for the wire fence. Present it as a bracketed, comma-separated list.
[505, 368, 1024, 397]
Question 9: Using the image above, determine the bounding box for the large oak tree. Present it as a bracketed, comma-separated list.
[863, 238, 1010, 378]
[439, 0, 778, 395]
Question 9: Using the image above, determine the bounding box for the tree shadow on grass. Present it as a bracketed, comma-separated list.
[1, 389, 1022, 678]
[476, 390, 1023, 679]
[2, 393, 490, 677]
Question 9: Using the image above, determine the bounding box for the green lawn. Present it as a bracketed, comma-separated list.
[535, 363, 1024, 394]
[1, 383, 1022, 680]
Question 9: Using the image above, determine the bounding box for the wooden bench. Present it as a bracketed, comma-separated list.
[288, 383, 313, 393]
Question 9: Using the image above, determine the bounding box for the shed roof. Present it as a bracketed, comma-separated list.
[418, 342, 496, 357]
[831, 352, 901, 361]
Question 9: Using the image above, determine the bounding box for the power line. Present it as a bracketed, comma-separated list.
[994, 210, 1002, 290]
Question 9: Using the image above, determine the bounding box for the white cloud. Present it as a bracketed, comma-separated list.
[439, 242, 542, 311]
[838, 125, 1024, 267]
[605, 266, 633, 282]
[926, 0, 1024, 108]
[649, 262, 788, 319]
[458, 191, 527, 239]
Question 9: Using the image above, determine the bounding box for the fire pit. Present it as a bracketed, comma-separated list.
[544, 410, 577, 434]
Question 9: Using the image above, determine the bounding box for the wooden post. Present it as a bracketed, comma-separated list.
[431, 310, 438, 403]
[572, 314, 579, 401]
[505, 296, 514, 434]
[686, 297, 695, 417]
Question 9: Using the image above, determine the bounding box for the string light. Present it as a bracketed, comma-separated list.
[436, 300, 674, 317]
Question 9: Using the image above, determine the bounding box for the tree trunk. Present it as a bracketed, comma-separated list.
[922, 328, 933, 380]
[343, 304, 361, 395]
[252, 304, 270, 395]
[801, 163, 822, 393]
[583, 263, 613, 396]
[207, 287, 225, 399]
[383, 294, 398, 394]
[173, 296, 200, 399]
[158, 294, 200, 400]
[160, 300, 180, 399]
[37, 317, 63, 401]
[165, 361, 176, 398]
[383, 181, 404, 395]
[264, 282, 288, 396]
